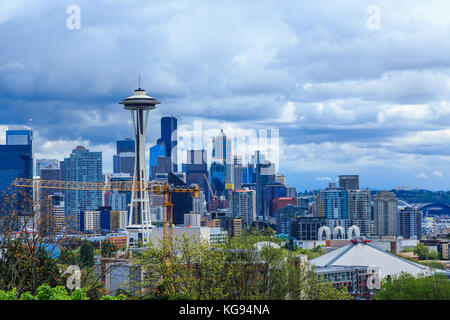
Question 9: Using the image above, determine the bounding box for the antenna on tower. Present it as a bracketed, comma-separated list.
[138, 75, 141, 89]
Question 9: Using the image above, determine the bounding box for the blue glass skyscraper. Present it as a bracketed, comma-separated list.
[263, 183, 287, 217]
[149, 141, 167, 180]
[6, 128, 32, 146]
[62, 146, 102, 232]
[0, 127, 33, 194]
[317, 183, 348, 219]
[161, 116, 177, 172]
[113, 138, 135, 177]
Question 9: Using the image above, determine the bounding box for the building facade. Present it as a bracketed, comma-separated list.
[62, 146, 102, 232]
[232, 189, 256, 227]
[374, 191, 398, 237]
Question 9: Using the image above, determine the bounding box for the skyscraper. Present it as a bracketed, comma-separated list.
[233, 156, 243, 190]
[373, 190, 398, 237]
[149, 140, 167, 180]
[40, 164, 62, 204]
[62, 146, 102, 231]
[211, 129, 232, 185]
[210, 162, 226, 197]
[0, 127, 33, 194]
[263, 183, 287, 217]
[6, 126, 33, 146]
[317, 183, 348, 219]
[397, 206, 421, 239]
[169, 172, 193, 225]
[113, 138, 135, 177]
[232, 189, 256, 227]
[186, 149, 209, 201]
[347, 189, 371, 236]
[35, 159, 59, 176]
[161, 116, 177, 172]
[255, 159, 275, 218]
[338, 175, 359, 190]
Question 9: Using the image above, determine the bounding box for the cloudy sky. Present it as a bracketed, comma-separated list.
[1, 0, 450, 191]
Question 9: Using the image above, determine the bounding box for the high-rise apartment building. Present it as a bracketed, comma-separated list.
[373, 190, 398, 237]
[317, 183, 348, 219]
[62, 146, 102, 231]
[233, 156, 243, 190]
[347, 189, 372, 236]
[232, 189, 256, 227]
[40, 165, 62, 204]
[397, 206, 421, 239]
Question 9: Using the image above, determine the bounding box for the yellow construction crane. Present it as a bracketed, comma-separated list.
[203, 173, 217, 200]
[11, 178, 199, 255]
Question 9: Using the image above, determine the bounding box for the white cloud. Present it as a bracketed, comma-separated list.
[433, 171, 443, 178]
[416, 172, 428, 179]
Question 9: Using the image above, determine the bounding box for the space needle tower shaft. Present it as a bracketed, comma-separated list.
[119, 83, 160, 245]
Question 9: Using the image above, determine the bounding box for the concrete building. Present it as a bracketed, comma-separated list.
[149, 226, 228, 245]
[347, 189, 371, 236]
[374, 191, 398, 237]
[184, 212, 201, 227]
[397, 206, 422, 239]
[110, 211, 128, 230]
[232, 189, 256, 227]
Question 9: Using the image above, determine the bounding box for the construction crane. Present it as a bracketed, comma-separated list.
[11, 178, 199, 255]
[203, 173, 217, 200]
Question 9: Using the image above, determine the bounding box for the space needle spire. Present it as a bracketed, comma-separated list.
[119, 81, 160, 247]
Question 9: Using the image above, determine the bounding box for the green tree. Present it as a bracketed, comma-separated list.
[375, 273, 450, 300]
[0, 190, 65, 294]
[132, 235, 232, 300]
[414, 243, 430, 260]
[101, 240, 118, 258]
[0, 283, 126, 300]
[79, 241, 95, 268]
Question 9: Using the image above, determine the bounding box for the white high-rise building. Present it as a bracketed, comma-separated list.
[232, 189, 256, 227]
[374, 191, 398, 237]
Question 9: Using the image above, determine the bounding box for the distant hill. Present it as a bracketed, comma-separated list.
[389, 189, 450, 205]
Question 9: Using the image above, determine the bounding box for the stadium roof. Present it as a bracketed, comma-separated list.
[309, 242, 431, 278]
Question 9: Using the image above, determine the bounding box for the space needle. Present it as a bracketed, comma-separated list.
[119, 81, 160, 247]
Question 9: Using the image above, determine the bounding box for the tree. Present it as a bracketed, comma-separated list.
[0, 283, 126, 300]
[0, 189, 65, 294]
[79, 241, 95, 268]
[132, 235, 232, 300]
[131, 233, 352, 300]
[413, 243, 430, 260]
[375, 273, 450, 300]
[101, 240, 118, 258]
